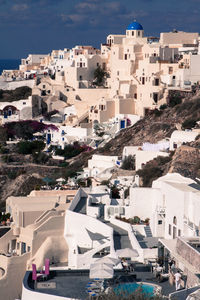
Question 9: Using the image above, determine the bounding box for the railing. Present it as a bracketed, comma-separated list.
[156, 206, 166, 215]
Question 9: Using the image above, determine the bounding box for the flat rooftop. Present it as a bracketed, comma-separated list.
[24, 265, 175, 299]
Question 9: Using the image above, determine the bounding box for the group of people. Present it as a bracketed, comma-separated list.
[121, 258, 134, 273]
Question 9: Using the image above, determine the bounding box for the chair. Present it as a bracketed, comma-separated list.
[32, 264, 42, 282]
[40, 258, 50, 280]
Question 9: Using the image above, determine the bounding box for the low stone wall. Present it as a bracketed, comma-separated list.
[176, 238, 200, 272]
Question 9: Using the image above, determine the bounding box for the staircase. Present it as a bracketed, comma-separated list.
[107, 223, 132, 250]
[144, 226, 153, 237]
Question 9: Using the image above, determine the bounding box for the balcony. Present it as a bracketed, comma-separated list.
[156, 206, 166, 215]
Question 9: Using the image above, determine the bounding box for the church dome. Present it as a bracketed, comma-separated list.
[127, 21, 143, 30]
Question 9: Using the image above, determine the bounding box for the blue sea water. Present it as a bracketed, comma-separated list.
[0, 59, 21, 75]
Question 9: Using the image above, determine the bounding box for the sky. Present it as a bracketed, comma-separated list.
[0, 0, 200, 59]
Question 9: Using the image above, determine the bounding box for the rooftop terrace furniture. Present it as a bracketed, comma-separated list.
[40, 258, 50, 280]
[32, 264, 43, 282]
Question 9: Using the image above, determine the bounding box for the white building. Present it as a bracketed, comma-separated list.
[46, 124, 92, 149]
[130, 173, 200, 239]
[170, 129, 200, 150]
[84, 154, 119, 179]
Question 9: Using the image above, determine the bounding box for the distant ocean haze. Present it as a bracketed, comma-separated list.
[0, 59, 21, 75]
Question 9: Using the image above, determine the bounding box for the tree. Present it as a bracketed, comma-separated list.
[93, 66, 108, 86]
[182, 118, 197, 129]
[17, 140, 45, 155]
[121, 155, 135, 170]
[111, 186, 120, 199]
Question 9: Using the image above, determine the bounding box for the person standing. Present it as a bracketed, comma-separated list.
[174, 270, 182, 290]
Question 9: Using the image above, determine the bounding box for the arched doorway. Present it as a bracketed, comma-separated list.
[173, 216, 177, 239]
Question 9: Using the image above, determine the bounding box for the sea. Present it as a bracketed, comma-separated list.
[0, 59, 21, 75]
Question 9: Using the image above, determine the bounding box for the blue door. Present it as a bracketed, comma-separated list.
[120, 120, 125, 129]
[47, 134, 51, 144]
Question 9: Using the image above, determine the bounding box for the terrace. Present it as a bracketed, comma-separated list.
[22, 264, 175, 299]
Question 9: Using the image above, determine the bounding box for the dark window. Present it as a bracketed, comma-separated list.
[132, 31, 134, 36]
[142, 77, 145, 85]
[97, 63, 99, 67]
[153, 93, 158, 103]
[134, 93, 137, 99]
[155, 78, 159, 86]
[169, 224, 171, 235]
[79, 75, 82, 80]
[124, 54, 127, 60]
[173, 143, 177, 149]
[178, 229, 181, 236]
[158, 220, 162, 225]
[173, 216, 177, 225]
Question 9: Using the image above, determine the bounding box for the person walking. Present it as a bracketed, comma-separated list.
[174, 270, 182, 290]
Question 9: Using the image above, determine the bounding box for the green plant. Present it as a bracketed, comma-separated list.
[137, 166, 163, 187]
[17, 140, 45, 155]
[111, 186, 120, 199]
[32, 152, 49, 164]
[101, 180, 110, 186]
[168, 91, 182, 107]
[7, 170, 17, 180]
[121, 155, 135, 170]
[93, 66, 108, 86]
[154, 109, 163, 117]
[133, 216, 141, 224]
[159, 104, 167, 110]
[182, 118, 197, 129]
[58, 162, 69, 168]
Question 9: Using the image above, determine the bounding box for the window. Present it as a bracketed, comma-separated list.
[23, 102, 26, 105]
[27, 246, 31, 252]
[21, 242, 26, 254]
[173, 216, 177, 225]
[97, 63, 99, 67]
[169, 67, 173, 74]
[173, 143, 177, 149]
[138, 31, 140, 36]
[178, 229, 181, 236]
[79, 75, 82, 80]
[169, 224, 171, 235]
[142, 77, 145, 85]
[155, 78, 159, 86]
[134, 93, 137, 99]
[43, 85, 45, 88]
[158, 220, 162, 225]
[153, 93, 158, 103]
[132, 31, 134, 36]
[117, 71, 119, 76]
[124, 54, 127, 60]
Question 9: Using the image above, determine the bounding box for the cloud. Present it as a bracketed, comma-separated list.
[12, 4, 28, 11]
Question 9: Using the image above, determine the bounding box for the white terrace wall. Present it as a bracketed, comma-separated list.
[0, 252, 30, 300]
[0, 228, 15, 254]
[0, 79, 35, 90]
[64, 210, 114, 268]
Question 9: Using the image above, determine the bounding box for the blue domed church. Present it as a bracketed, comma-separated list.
[126, 21, 144, 38]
